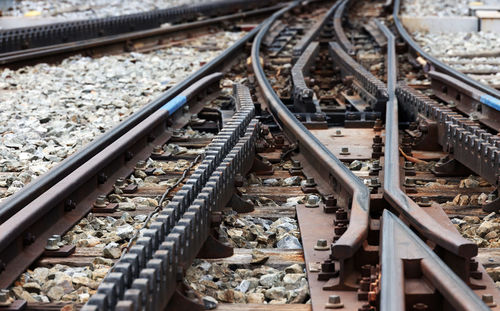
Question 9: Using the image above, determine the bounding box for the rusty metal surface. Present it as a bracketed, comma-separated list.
[252, 1, 371, 268]
[0, 73, 223, 288]
[429, 70, 500, 132]
[333, 0, 355, 55]
[381, 210, 490, 311]
[309, 128, 377, 160]
[0, 5, 282, 67]
[328, 41, 388, 112]
[0, 26, 259, 226]
[292, 41, 320, 113]
[396, 83, 500, 187]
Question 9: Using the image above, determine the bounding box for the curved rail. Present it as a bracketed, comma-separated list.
[0, 0, 279, 53]
[377, 19, 477, 258]
[0, 72, 223, 288]
[392, 0, 500, 99]
[0, 26, 262, 225]
[0, 5, 283, 66]
[380, 210, 490, 311]
[252, 0, 370, 261]
[333, 0, 355, 55]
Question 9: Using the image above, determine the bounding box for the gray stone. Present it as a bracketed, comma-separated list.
[116, 224, 134, 239]
[264, 287, 286, 300]
[47, 286, 65, 301]
[259, 273, 282, 288]
[118, 202, 136, 211]
[277, 234, 302, 249]
[202, 296, 218, 310]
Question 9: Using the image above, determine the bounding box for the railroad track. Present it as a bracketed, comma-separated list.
[0, 0, 499, 310]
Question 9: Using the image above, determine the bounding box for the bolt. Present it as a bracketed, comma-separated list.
[372, 160, 380, 169]
[305, 194, 320, 208]
[404, 161, 414, 169]
[152, 145, 163, 154]
[305, 177, 316, 187]
[292, 160, 302, 168]
[93, 195, 108, 208]
[135, 160, 147, 170]
[370, 178, 380, 186]
[45, 237, 60, 251]
[373, 135, 382, 144]
[340, 147, 350, 155]
[404, 178, 415, 187]
[0, 290, 12, 306]
[333, 129, 343, 137]
[482, 294, 497, 307]
[325, 294, 344, 309]
[115, 178, 127, 189]
[314, 239, 329, 251]
[51, 235, 61, 243]
[412, 303, 428, 310]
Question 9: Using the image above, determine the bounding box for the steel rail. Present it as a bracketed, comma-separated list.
[0, 25, 262, 225]
[332, 0, 355, 55]
[392, 0, 500, 99]
[0, 4, 284, 66]
[380, 210, 490, 311]
[0, 0, 279, 53]
[83, 84, 258, 310]
[292, 0, 341, 57]
[0, 72, 223, 288]
[377, 19, 477, 259]
[252, 0, 370, 262]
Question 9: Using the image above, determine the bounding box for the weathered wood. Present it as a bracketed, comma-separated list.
[239, 186, 304, 202]
[204, 248, 304, 268]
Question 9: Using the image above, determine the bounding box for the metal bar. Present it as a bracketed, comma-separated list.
[392, 0, 500, 99]
[292, 0, 341, 57]
[380, 209, 490, 311]
[0, 0, 280, 53]
[0, 4, 284, 66]
[0, 73, 223, 288]
[252, 0, 370, 260]
[377, 19, 477, 259]
[333, 0, 355, 55]
[0, 25, 261, 225]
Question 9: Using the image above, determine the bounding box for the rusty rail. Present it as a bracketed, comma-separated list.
[83, 84, 258, 310]
[328, 41, 388, 113]
[291, 41, 320, 113]
[0, 4, 283, 66]
[392, 0, 500, 99]
[252, 0, 370, 276]
[377, 19, 477, 262]
[380, 210, 490, 311]
[0, 73, 223, 289]
[428, 71, 500, 131]
[333, 0, 355, 55]
[0, 25, 262, 225]
[292, 0, 340, 58]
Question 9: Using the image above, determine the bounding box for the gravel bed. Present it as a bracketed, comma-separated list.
[9, 212, 148, 304]
[411, 31, 500, 87]
[401, 0, 470, 16]
[4, 0, 210, 19]
[0, 31, 244, 202]
[186, 260, 309, 305]
[219, 211, 303, 249]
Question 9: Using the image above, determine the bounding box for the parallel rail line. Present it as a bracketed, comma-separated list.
[0, 0, 500, 310]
